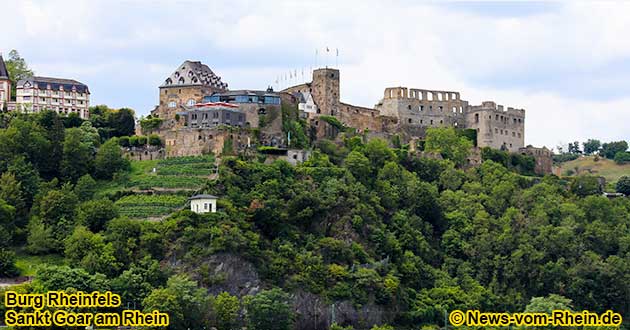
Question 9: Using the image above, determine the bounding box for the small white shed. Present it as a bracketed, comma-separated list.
[189, 194, 218, 213]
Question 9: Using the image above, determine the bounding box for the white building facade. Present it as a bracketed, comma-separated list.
[15, 76, 90, 119]
[189, 194, 218, 214]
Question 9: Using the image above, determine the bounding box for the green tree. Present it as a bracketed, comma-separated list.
[6, 157, 40, 208]
[61, 127, 93, 182]
[524, 294, 572, 313]
[143, 274, 210, 330]
[582, 139, 601, 155]
[213, 291, 241, 330]
[94, 138, 130, 179]
[76, 199, 119, 232]
[4, 50, 34, 99]
[615, 176, 630, 195]
[0, 200, 15, 246]
[601, 140, 628, 159]
[64, 225, 119, 275]
[26, 217, 55, 254]
[344, 150, 371, 183]
[245, 288, 293, 330]
[425, 128, 472, 167]
[569, 175, 601, 197]
[74, 174, 97, 201]
[0, 248, 19, 277]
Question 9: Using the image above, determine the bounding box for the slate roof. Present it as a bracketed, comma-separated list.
[0, 55, 9, 79]
[17, 76, 89, 93]
[161, 60, 228, 89]
[189, 194, 218, 200]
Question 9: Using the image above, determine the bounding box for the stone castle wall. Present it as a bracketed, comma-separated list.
[465, 101, 525, 152]
[375, 87, 468, 128]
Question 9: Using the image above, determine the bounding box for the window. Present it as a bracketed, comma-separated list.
[408, 118, 412, 123]
[204, 203, 208, 210]
[419, 105, 424, 111]
[407, 105, 411, 110]
[186, 99, 196, 106]
[439, 106, 443, 111]
[178, 77, 185, 84]
[236, 95, 249, 103]
[226, 113, 231, 119]
[475, 113, 479, 123]
[168, 101, 176, 108]
[429, 106, 433, 111]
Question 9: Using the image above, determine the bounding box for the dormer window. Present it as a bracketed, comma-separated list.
[188, 71, 193, 78]
[165, 78, 172, 85]
[186, 99, 195, 106]
[175, 72, 180, 78]
[178, 77, 185, 84]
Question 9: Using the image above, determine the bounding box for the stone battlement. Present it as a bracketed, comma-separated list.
[383, 87, 461, 102]
[468, 101, 525, 117]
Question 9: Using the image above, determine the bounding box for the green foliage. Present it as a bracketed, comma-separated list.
[0, 248, 19, 277]
[90, 106, 136, 139]
[615, 176, 630, 195]
[74, 174, 97, 201]
[148, 133, 162, 146]
[95, 138, 130, 179]
[213, 291, 241, 330]
[139, 117, 164, 132]
[481, 147, 536, 175]
[552, 153, 579, 164]
[601, 140, 628, 159]
[456, 128, 477, 146]
[64, 225, 119, 275]
[4, 50, 34, 99]
[425, 128, 472, 167]
[61, 127, 93, 182]
[569, 175, 601, 197]
[583, 139, 601, 155]
[319, 115, 346, 131]
[524, 294, 573, 313]
[613, 151, 630, 164]
[245, 288, 293, 330]
[76, 199, 119, 232]
[143, 274, 210, 330]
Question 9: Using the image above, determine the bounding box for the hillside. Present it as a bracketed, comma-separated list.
[95, 155, 216, 220]
[556, 155, 630, 185]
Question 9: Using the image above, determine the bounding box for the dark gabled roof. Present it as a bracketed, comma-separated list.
[0, 55, 9, 79]
[189, 194, 218, 200]
[18, 76, 89, 93]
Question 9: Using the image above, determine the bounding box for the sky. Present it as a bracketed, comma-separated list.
[2, 0, 630, 149]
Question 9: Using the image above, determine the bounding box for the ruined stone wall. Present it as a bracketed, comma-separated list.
[465, 101, 525, 152]
[519, 146, 552, 175]
[123, 147, 166, 161]
[162, 127, 251, 157]
[375, 87, 468, 129]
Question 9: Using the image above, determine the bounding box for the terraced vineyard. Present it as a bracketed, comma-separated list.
[115, 194, 188, 218]
[99, 154, 218, 219]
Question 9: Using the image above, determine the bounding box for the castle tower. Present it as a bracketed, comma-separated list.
[311, 68, 340, 116]
[0, 54, 11, 108]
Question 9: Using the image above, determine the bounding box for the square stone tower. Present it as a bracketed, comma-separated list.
[311, 68, 340, 116]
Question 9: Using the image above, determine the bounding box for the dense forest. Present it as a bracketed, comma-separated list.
[0, 109, 629, 330]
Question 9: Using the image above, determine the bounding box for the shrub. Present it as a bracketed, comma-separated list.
[616, 176, 630, 195]
[613, 151, 630, 164]
[148, 134, 162, 147]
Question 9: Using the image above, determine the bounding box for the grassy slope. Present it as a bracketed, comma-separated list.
[557, 155, 630, 185]
[14, 250, 66, 276]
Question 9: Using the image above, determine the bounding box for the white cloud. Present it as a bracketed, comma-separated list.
[2, 0, 630, 148]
